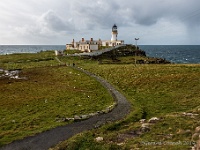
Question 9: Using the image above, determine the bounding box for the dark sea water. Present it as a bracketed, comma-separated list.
[0, 45, 200, 64]
[140, 45, 200, 64]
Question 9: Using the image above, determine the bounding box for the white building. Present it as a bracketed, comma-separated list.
[66, 24, 124, 51]
[102, 24, 124, 47]
[66, 38, 101, 52]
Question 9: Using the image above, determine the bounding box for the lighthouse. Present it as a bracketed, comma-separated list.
[111, 24, 118, 41]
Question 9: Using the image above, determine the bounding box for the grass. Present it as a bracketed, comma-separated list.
[0, 51, 113, 147]
[1, 50, 200, 149]
[52, 55, 200, 150]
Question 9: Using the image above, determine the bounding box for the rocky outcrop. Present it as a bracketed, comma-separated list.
[0, 69, 27, 80]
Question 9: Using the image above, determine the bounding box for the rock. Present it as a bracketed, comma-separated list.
[97, 111, 103, 114]
[196, 140, 200, 150]
[89, 112, 98, 117]
[185, 129, 192, 134]
[141, 123, 150, 128]
[148, 117, 159, 123]
[195, 126, 200, 133]
[95, 137, 103, 142]
[140, 126, 150, 132]
[192, 133, 200, 141]
[140, 123, 150, 132]
[182, 112, 199, 118]
[81, 115, 89, 120]
[65, 118, 74, 121]
[102, 108, 110, 113]
[177, 129, 186, 134]
[139, 119, 146, 124]
[74, 115, 81, 120]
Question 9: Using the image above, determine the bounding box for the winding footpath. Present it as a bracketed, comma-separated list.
[0, 66, 131, 150]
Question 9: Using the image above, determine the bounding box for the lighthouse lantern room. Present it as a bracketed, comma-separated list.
[111, 24, 118, 41]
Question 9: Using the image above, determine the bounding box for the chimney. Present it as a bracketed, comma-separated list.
[90, 38, 93, 41]
[72, 39, 75, 48]
[82, 38, 84, 42]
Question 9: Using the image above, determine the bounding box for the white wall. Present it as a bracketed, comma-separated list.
[90, 44, 98, 51]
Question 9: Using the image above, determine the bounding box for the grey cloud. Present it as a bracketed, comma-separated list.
[72, 1, 122, 29]
[40, 10, 75, 32]
[71, 0, 200, 28]
[1, 0, 200, 45]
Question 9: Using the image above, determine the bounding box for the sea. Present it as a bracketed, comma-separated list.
[0, 45, 200, 64]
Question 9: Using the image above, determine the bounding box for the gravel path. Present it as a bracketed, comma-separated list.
[0, 66, 131, 150]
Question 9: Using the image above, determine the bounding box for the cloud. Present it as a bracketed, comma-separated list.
[39, 10, 75, 32]
[0, 0, 200, 44]
[71, 0, 200, 28]
[14, 10, 75, 35]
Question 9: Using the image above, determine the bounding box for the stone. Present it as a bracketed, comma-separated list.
[95, 137, 103, 142]
[65, 118, 74, 121]
[177, 129, 185, 134]
[182, 112, 199, 117]
[139, 119, 146, 124]
[74, 115, 81, 120]
[81, 115, 89, 120]
[195, 126, 200, 133]
[140, 123, 150, 132]
[196, 140, 200, 150]
[140, 126, 150, 132]
[192, 133, 200, 141]
[141, 123, 150, 128]
[105, 108, 111, 113]
[148, 117, 159, 123]
[89, 112, 98, 117]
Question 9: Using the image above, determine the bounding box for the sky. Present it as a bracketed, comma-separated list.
[0, 0, 200, 45]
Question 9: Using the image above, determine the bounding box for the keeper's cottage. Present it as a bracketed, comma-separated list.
[66, 24, 124, 52]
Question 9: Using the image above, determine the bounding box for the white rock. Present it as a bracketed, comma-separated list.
[74, 115, 81, 120]
[81, 115, 89, 119]
[148, 117, 159, 123]
[95, 137, 103, 142]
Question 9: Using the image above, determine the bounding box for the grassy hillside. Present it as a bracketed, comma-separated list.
[1, 49, 200, 149]
[0, 51, 113, 146]
[53, 57, 200, 149]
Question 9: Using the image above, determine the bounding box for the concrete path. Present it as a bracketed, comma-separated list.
[0, 66, 131, 150]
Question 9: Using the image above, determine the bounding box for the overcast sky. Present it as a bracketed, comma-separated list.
[0, 0, 200, 45]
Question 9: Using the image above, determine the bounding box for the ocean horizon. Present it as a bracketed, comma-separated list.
[0, 45, 200, 64]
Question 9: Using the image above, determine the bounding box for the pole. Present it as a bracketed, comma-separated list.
[135, 38, 139, 66]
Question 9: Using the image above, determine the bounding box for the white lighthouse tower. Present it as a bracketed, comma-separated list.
[111, 24, 118, 41]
